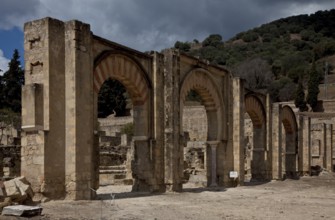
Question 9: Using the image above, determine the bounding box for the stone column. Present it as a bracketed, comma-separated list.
[285, 133, 297, 176]
[131, 136, 154, 191]
[299, 115, 311, 175]
[206, 141, 220, 186]
[64, 20, 94, 200]
[265, 94, 272, 179]
[232, 77, 244, 184]
[271, 103, 282, 179]
[324, 124, 333, 171]
[163, 50, 182, 191]
[151, 52, 165, 191]
[252, 127, 266, 179]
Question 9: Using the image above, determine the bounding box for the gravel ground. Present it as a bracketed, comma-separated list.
[1, 172, 335, 220]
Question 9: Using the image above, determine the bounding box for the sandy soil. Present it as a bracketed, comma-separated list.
[1, 172, 335, 220]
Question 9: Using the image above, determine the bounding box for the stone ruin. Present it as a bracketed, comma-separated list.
[97, 115, 133, 186]
[0, 125, 21, 179]
[0, 17, 329, 201]
[97, 102, 210, 187]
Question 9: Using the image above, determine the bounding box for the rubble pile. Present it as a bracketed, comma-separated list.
[0, 177, 35, 213]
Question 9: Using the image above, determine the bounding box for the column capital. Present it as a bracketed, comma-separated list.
[206, 140, 220, 147]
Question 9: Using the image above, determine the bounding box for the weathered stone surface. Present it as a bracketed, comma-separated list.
[0, 197, 12, 211]
[14, 177, 34, 199]
[3, 177, 33, 203]
[3, 180, 20, 199]
[2, 205, 42, 217]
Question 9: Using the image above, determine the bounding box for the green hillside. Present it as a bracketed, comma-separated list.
[174, 9, 335, 102]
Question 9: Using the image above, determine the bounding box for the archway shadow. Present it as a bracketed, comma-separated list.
[182, 186, 226, 193]
[243, 180, 271, 186]
[97, 190, 164, 201]
[96, 185, 228, 200]
[243, 175, 301, 187]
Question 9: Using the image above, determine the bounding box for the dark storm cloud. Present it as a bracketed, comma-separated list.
[0, 0, 334, 51]
[0, 0, 40, 29]
[254, 0, 335, 5]
[91, 0, 272, 50]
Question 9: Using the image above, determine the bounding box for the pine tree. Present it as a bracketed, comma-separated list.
[294, 81, 308, 111]
[306, 60, 320, 111]
[0, 49, 24, 113]
[0, 73, 3, 107]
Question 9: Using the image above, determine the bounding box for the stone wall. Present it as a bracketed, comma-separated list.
[316, 99, 335, 112]
[99, 104, 208, 142]
[0, 126, 20, 146]
[98, 115, 133, 137]
[0, 124, 21, 179]
[182, 103, 207, 141]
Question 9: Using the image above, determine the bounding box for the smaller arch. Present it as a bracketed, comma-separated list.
[245, 94, 266, 128]
[93, 52, 150, 105]
[281, 105, 297, 134]
[180, 69, 221, 111]
[180, 68, 223, 141]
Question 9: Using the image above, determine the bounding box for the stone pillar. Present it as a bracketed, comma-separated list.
[131, 136, 154, 191]
[271, 103, 282, 179]
[64, 20, 94, 200]
[206, 110, 218, 141]
[285, 133, 297, 176]
[22, 18, 66, 199]
[299, 115, 311, 175]
[324, 124, 333, 171]
[206, 141, 219, 186]
[232, 77, 244, 184]
[151, 52, 165, 191]
[163, 50, 182, 191]
[265, 94, 272, 179]
[252, 127, 266, 179]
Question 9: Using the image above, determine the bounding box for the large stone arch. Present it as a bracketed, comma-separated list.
[93, 52, 150, 105]
[180, 68, 223, 186]
[244, 94, 267, 180]
[93, 51, 154, 191]
[281, 105, 298, 178]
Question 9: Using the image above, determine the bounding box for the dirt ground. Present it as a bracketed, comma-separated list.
[1, 172, 335, 220]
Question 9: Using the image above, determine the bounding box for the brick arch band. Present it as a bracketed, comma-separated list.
[281, 105, 297, 134]
[93, 53, 149, 105]
[180, 68, 223, 140]
[180, 69, 221, 111]
[245, 95, 266, 128]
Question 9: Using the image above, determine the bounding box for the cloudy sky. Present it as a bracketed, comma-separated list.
[0, 0, 334, 73]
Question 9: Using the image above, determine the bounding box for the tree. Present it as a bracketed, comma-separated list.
[202, 34, 224, 48]
[306, 60, 320, 111]
[0, 49, 24, 113]
[294, 81, 308, 111]
[98, 79, 128, 118]
[234, 57, 273, 90]
[174, 41, 191, 52]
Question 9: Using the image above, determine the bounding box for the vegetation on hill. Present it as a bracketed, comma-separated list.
[174, 9, 335, 105]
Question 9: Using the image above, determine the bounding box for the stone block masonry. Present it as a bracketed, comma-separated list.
[21, 17, 334, 200]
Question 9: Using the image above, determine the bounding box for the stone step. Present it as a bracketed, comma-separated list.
[99, 177, 133, 186]
[99, 169, 126, 175]
[99, 165, 126, 170]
